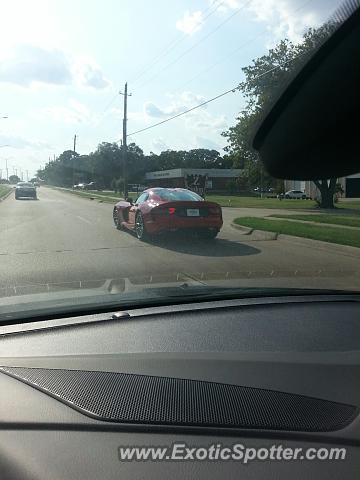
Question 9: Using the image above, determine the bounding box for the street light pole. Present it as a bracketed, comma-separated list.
[72, 134, 77, 189]
[120, 83, 131, 199]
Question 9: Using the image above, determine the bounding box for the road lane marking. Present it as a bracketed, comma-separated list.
[76, 215, 92, 225]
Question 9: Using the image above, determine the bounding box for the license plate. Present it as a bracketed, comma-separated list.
[187, 209, 200, 217]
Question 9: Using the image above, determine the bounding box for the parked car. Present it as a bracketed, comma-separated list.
[113, 187, 223, 240]
[84, 182, 98, 190]
[73, 183, 86, 190]
[15, 182, 37, 200]
[284, 190, 307, 199]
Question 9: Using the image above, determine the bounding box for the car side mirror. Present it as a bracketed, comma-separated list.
[126, 197, 133, 205]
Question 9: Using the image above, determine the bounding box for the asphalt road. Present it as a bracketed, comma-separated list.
[0, 187, 359, 297]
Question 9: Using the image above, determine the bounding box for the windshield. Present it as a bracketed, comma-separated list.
[0, 0, 358, 320]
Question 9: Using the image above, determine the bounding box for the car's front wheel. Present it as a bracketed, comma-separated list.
[135, 212, 148, 241]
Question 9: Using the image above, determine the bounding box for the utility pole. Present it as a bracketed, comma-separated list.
[5, 158, 8, 181]
[26, 170, 29, 181]
[73, 134, 77, 188]
[120, 83, 131, 199]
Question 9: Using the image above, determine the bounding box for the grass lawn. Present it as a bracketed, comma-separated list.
[0, 185, 11, 199]
[207, 195, 317, 209]
[49, 187, 142, 203]
[337, 200, 360, 210]
[269, 214, 360, 228]
[233, 217, 360, 248]
[85, 190, 140, 198]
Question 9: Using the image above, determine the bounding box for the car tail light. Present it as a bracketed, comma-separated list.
[152, 206, 177, 218]
[208, 206, 221, 216]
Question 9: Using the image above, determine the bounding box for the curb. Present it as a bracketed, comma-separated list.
[231, 223, 278, 240]
[0, 188, 14, 202]
[230, 222, 253, 234]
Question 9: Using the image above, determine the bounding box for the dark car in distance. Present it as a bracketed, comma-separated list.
[15, 182, 37, 200]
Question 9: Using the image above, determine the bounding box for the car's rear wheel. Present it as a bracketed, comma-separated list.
[198, 229, 218, 240]
[135, 212, 148, 241]
[113, 208, 121, 229]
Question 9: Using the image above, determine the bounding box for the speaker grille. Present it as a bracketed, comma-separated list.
[0, 366, 357, 432]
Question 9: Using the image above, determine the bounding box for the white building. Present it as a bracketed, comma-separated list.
[285, 173, 360, 199]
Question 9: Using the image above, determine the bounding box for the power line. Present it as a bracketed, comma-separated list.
[135, 0, 253, 91]
[127, 86, 238, 137]
[131, 0, 226, 86]
[101, 1, 226, 116]
[126, 55, 304, 138]
[176, 30, 268, 92]
[173, 0, 315, 92]
[101, 92, 120, 114]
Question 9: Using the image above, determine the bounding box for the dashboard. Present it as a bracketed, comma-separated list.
[1, 294, 360, 479]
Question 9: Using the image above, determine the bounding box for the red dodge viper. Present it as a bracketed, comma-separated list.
[113, 188, 223, 240]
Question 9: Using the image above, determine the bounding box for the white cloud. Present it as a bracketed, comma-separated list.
[151, 137, 169, 153]
[194, 114, 227, 130]
[246, 0, 339, 43]
[72, 56, 110, 90]
[0, 133, 50, 150]
[0, 45, 109, 89]
[195, 136, 221, 150]
[209, 0, 239, 12]
[144, 91, 206, 119]
[38, 100, 97, 125]
[176, 10, 204, 34]
[144, 91, 227, 136]
[0, 45, 72, 87]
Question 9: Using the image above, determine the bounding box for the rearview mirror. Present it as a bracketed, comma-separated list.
[252, 4, 360, 179]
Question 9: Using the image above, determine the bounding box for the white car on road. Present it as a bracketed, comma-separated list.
[284, 190, 307, 199]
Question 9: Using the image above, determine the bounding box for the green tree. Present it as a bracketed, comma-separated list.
[223, 23, 338, 207]
[9, 174, 20, 184]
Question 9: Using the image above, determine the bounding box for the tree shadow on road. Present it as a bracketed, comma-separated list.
[148, 234, 261, 257]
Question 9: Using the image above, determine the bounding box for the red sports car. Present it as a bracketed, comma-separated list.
[113, 188, 223, 240]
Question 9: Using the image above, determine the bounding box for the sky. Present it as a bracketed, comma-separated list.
[0, 0, 341, 180]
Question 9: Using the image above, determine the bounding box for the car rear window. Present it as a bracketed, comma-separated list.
[154, 190, 203, 201]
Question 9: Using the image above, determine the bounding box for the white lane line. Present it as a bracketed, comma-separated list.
[76, 215, 92, 225]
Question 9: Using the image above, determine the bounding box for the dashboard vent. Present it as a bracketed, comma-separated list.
[0, 366, 357, 432]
